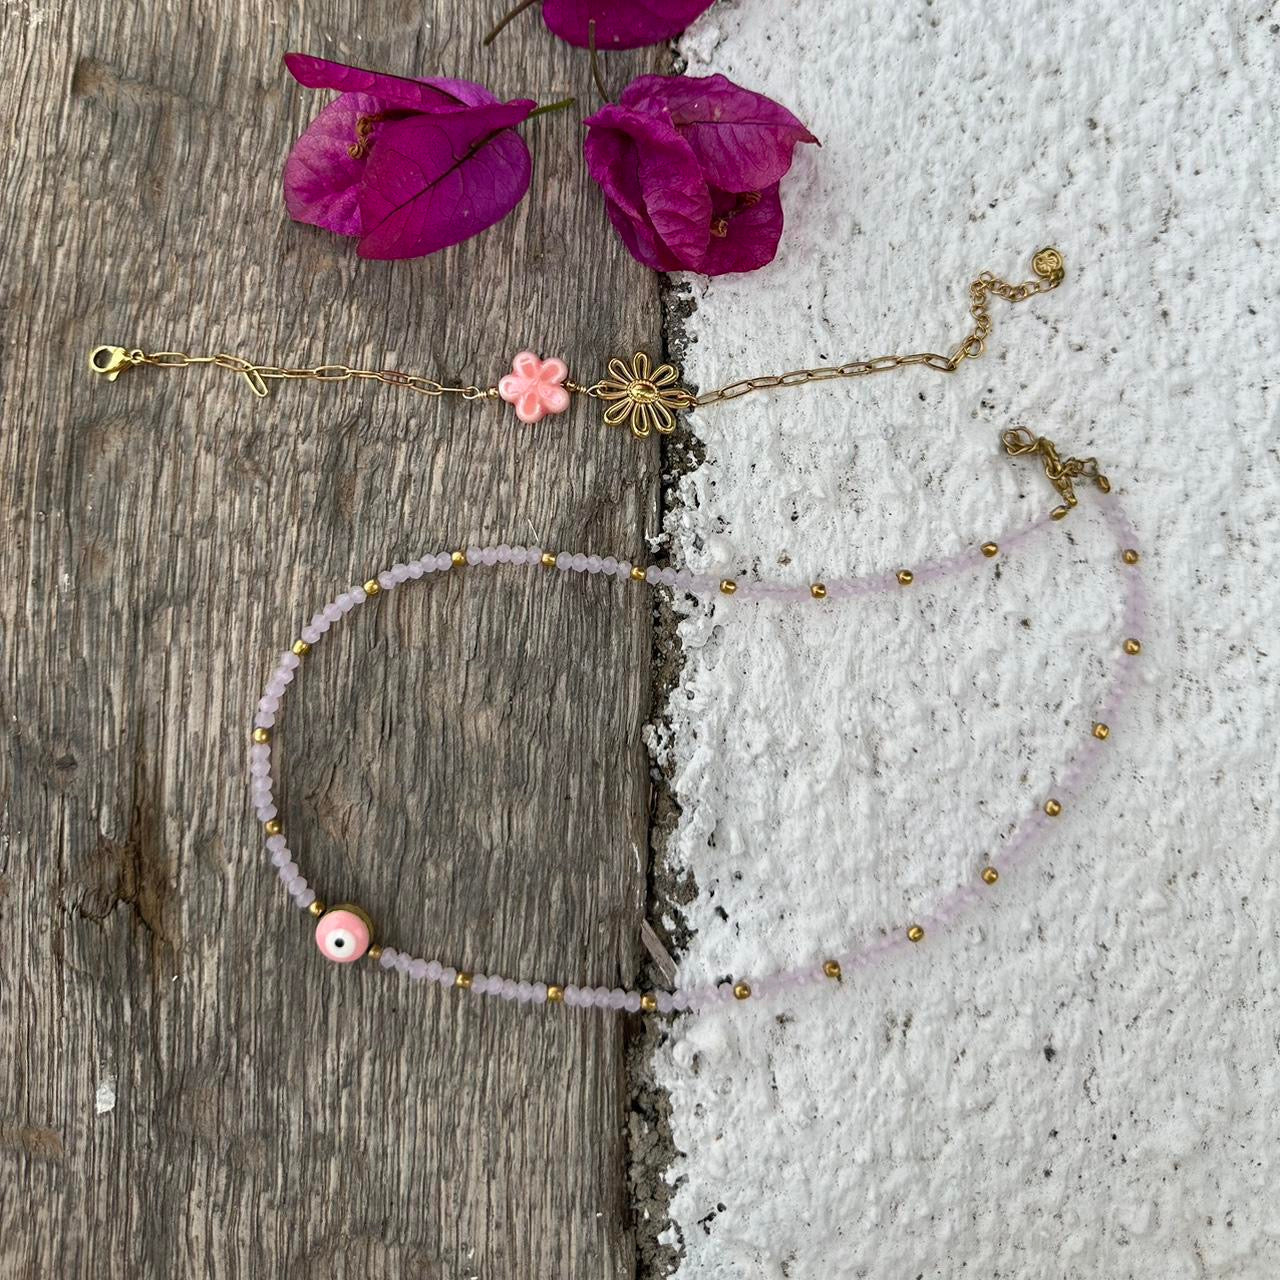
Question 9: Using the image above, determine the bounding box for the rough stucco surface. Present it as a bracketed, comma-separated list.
[651, 5, 1278, 1277]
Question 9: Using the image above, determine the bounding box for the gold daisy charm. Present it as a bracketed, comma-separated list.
[594, 352, 694, 439]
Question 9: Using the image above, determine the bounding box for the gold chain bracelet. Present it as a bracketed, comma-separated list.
[88, 247, 1064, 440]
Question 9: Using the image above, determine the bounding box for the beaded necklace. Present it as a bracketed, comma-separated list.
[247, 432, 1144, 1015]
[89, 249, 1062, 439]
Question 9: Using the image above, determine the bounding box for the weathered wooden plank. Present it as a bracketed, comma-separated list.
[0, 3, 663, 1275]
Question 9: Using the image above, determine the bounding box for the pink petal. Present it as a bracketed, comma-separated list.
[498, 373, 529, 402]
[583, 105, 710, 271]
[511, 350, 542, 378]
[538, 357, 569, 384]
[283, 92, 381, 237]
[541, 0, 715, 49]
[356, 100, 536, 261]
[516, 390, 545, 423]
[620, 74, 818, 192]
[541, 385, 571, 414]
[697, 183, 785, 276]
[599, 196, 683, 272]
[284, 53, 499, 111]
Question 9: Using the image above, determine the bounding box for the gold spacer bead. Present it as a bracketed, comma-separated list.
[308, 899, 326, 917]
[896, 569, 914, 586]
[810, 582, 828, 600]
[1044, 798, 1062, 817]
[1123, 638, 1142, 656]
[630, 565, 646, 582]
[546, 984, 564, 1003]
[540, 552, 557, 568]
[452, 550, 467, 567]
[906, 924, 925, 943]
[264, 819, 282, 836]
[980, 542, 999, 558]
[823, 959, 842, 980]
[368, 944, 383, 962]
[719, 578, 737, 595]
[1122, 548, 1141, 565]
[640, 993, 658, 1013]
[1093, 722, 1110, 740]
[981, 866, 999, 886]
[292, 639, 311, 657]
[733, 982, 752, 1000]
[1050, 505, 1070, 521]
[455, 971, 473, 989]
[252, 727, 271, 744]
[363, 579, 381, 596]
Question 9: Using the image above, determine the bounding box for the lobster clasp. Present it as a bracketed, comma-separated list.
[88, 346, 132, 381]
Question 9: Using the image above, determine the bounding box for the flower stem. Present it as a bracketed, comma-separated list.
[528, 96, 577, 119]
[482, 0, 538, 47]
[588, 19, 611, 103]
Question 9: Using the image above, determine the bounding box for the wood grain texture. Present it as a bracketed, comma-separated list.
[0, 3, 664, 1275]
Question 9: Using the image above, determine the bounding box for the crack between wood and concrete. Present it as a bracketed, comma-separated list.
[625, 274, 707, 1280]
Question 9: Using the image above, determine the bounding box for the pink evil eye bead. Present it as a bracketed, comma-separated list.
[315, 904, 373, 964]
[498, 350, 571, 425]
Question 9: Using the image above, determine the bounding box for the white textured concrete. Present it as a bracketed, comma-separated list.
[653, 5, 1278, 1276]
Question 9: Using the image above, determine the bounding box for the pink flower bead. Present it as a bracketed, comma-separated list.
[314, 905, 372, 964]
[498, 351, 571, 425]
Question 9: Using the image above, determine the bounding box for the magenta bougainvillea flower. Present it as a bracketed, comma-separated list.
[583, 74, 818, 276]
[282, 53, 536, 260]
[540, 0, 716, 49]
